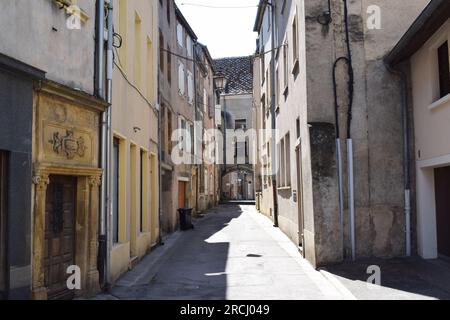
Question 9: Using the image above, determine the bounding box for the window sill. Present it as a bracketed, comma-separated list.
[428, 93, 450, 111]
[277, 186, 291, 191]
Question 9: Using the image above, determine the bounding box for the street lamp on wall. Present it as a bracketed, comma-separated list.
[213, 73, 227, 94]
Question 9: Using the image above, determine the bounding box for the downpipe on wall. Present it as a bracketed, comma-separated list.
[97, 0, 113, 289]
[385, 63, 412, 257]
[347, 139, 356, 261]
[343, 0, 356, 262]
[332, 0, 356, 260]
[104, 0, 114, 286]
[269, 0, 279, 227]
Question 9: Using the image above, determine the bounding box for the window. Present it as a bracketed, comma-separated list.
[190, 124, 195, 158]
[168, 110, 173, 155]
[119, 0, 128, 68]
[285, 133, 291, 186]
[112, 138, 120, 243]
[187, 36, 193, 57]
[261, 49, 266, 85]
[283, 42, 289, 93]
[146, 36, 154, 100]
[134, 12, 142, 88]
[178, 62, 185, 95]
[438, 41, 450, 99]
[275, 67, 280, 108]
[187, 71, 194, 104]
[266, 68, 270, 107]
[278, 133, 291, 188]
[161, 106, 166, 158]
[159, 30, 164, 72]
[235, 119, 247, 130]
[262, 98, 266, 130]
[166, 0, 171, 24]
[167, 44, 172, 85]
[292, 10, 299, 76]
[203, 88, 208, 113]
[177, 23, 183, 47]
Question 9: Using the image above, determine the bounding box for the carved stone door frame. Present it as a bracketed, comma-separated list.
[32, 165, 101, 300]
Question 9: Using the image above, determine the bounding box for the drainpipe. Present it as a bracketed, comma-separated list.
[385, 63, 411, 257]
[104, 0, 114, 286]
[96, 0, 108, 288]
[343, 0, 355, 261]
[193, 42, 199, 213]
[333, 57, 346, 248]
[269, 0, 279, 227]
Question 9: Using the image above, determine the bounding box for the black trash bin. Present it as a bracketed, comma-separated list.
[178, 208, 194, 231]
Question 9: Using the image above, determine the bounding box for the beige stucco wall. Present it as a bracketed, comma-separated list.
[411, 21, 450, 162]
[0, 0, 96, 94]
[110, 0, 159, 283]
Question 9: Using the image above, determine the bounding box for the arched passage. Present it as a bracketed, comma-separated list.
[221, 165, 255, 201]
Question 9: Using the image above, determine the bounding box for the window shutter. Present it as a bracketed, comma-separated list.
[187, 72, 194, 104]
[178, 62, 185, 96]
[203, 89, 208, 113]
[177, 24, 183, 47]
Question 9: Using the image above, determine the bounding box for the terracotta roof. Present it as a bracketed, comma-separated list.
[214, 56, 254, 95]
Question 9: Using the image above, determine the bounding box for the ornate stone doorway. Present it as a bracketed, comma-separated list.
[32, 80, 107, 299]
[44, 175, 76, 300]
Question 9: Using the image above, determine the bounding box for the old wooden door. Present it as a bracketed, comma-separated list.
[178, 181, 186, 208]
[44, 175, 76, 300]
[0, 152, 7, 298]
[435, 167, 450, 258]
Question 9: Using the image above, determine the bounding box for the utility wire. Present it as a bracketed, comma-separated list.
[113, 46, 158, 116]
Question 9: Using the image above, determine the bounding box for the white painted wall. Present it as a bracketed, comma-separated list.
[411, 19, 450, 259]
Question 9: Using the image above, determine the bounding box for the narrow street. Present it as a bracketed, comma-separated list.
[96, 205, 345, 300]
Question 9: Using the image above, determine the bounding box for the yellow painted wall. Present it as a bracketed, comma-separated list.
[110, 0, 159, 284]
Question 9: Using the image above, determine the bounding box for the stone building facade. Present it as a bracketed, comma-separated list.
[159, 0, 198, 235]
[158, 1, 217, 234]
[253, 0, 429, 267]
[0, 0, 107, 299]
[194, 44, 219, 212]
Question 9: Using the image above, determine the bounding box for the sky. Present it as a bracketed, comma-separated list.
[174, 0, 260, 58]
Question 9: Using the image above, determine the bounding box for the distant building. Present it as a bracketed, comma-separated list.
[158, 1, 217, 233]
[386, 0, 450, 259]
[214, 56, 255, 201]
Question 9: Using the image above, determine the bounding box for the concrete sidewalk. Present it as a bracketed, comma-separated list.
[94, 205, 347, 300]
